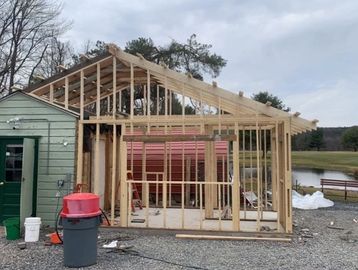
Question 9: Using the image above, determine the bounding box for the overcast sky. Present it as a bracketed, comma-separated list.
[62, 0, 358, 127]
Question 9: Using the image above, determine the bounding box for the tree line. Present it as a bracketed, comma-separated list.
[251, 93, 358, 152]
[291, 126, 358, 152]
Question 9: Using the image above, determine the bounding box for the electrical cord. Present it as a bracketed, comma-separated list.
[129, 253, 207, 270]
[54, 186, 63, 226]
[106, 248, 207, 270]
[56, 206, 205, 270]
[100, 208, 110, 225]
[54, 178, 66, 243]
[54, 207, 110, 244]
[55, 207, 63, 244]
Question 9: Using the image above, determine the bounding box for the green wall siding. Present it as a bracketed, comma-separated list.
[0, 93, 77, 225]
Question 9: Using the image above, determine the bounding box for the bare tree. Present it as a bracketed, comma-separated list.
[0, 0, 70, 94]
[29, 37, 73, 84]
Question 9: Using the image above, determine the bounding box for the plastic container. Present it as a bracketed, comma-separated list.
[61, 193, 101, 218]
[24, 217, 41, 242]
[3, 217, 20, 240]
[60, 193, 102, 267]
[60, 216, 102, 267]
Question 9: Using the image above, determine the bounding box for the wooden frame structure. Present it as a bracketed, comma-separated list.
[25, 44, 317, 234]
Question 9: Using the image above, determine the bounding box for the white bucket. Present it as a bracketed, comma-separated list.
[24, 217, 41, 242]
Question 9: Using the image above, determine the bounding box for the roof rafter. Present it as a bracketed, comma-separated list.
[107, 44, 316, 133]
[24, 43, 317, 135]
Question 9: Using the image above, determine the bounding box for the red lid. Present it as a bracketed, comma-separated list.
[61, 193, 101, 218]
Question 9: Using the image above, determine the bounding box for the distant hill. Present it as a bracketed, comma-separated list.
[292, 127, 352, 151]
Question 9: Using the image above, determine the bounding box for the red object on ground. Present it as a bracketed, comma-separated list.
[61, 193, 101, 218]
[50, 232, 62, 244]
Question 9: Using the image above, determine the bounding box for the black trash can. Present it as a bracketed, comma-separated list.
[60, 193, 102, 268]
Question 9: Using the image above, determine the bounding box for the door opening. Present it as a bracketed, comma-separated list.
[0, 139, 23, 223]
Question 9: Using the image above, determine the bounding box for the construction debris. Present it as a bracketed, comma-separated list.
[102, 240, 139, 254]
[221, 206, 232, 219]
[103, 240, 120, 249]
[17, 242, 26, 250]
[326, 220, 345, 230]
[151, 209, 161, 216]
[102, 240, 207, 269]
[327, 225, 345, 230]
[294, 212, 358, 245]
[339, 230, 358, 243]
[132, 219, 145, 223]
[297, 228, 315, 240]
[292, 191, 334, 210]
[98, 234, 134, 245]
[176, 234, 291, 242]
[260, 225, 273, 232]
[106, 243, 137, 254]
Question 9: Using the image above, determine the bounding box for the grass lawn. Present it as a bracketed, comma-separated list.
[292, 151, 358, 174]
[239, 151, 358, 174]
[292, 151, 358, 202]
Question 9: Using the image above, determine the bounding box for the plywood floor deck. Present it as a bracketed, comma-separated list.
[115, 208, 282, 232]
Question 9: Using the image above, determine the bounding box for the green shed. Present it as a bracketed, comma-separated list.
[0, 91, 78, 226]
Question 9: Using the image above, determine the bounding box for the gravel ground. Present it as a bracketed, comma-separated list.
[0, 202, 357, 270]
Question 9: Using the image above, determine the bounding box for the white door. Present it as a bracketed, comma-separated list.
[20, 138, 35, 227]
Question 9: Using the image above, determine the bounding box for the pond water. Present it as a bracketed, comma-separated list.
[238, 167, 357, 190]
[292, 168, 357, 190]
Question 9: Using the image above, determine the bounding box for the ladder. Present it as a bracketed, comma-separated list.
[127, 171, 143, 212]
